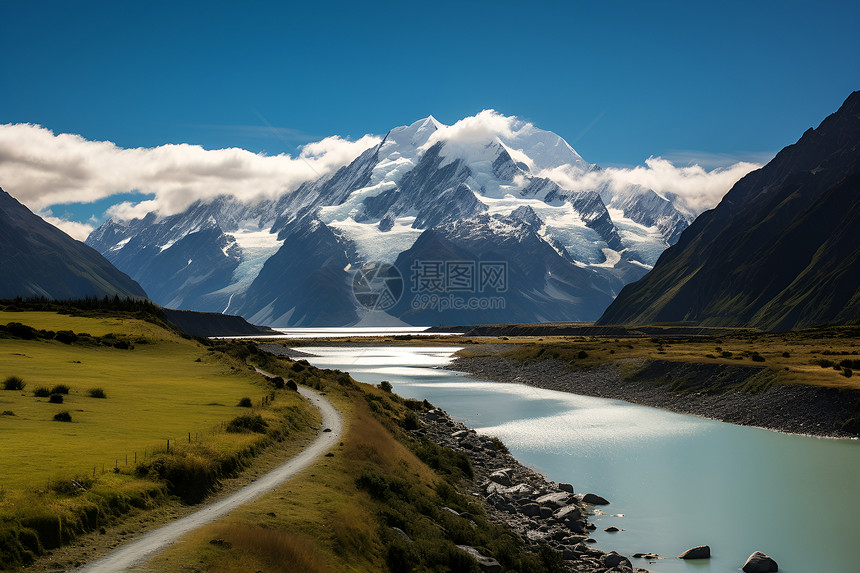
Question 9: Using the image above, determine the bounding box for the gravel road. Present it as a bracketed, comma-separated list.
[76, 383, 342, 572]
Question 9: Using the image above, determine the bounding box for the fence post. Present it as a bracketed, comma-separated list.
[167, 439, 170, 452]
[188, 432, 191, 443]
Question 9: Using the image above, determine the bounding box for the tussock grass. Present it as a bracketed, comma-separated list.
[2, 376, 24, 391]
[52, 411, 71, 422]
[87, 388, 106, 398]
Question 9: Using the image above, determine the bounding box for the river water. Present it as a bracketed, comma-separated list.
[299, 345, 860, 573]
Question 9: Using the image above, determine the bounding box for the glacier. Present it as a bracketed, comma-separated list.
[87, 111, 697, 327]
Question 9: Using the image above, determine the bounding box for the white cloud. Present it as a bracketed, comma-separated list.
[0, 123, 381, 219]
[540, 157, 761, 216]
[0, 117, 761, 230]
[422, 109, 761, 216]
[38, 212, 95, 241]
[427, 109, 519, 146]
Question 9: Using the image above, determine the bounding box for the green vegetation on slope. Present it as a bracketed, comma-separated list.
[142, 361, 564, 573]
[0, 309, 316, 569]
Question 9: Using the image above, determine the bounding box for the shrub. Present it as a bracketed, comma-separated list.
[404, 398, 425, 411]
[5, 322, 37, 340]
[577, 351, 588, 359]
[33, 387, 50, 397]
[1, 410, 14, 416]
[286, 379, 298, 392]
[48, 394, 64, 404]
[816, 359, 835, 368]
[782, 351, 791, 358]
[53, 330, 78, 344]
[387, 538, 420, 573]
[412, 439, 474, 479]
[50, 384, 70, 395]
[842, 368, 853, 378]
[402, 411, 419, 431]
[379, 381, 393, 392]
[751, 352, 766, 362]
[3, 376, 25, 391]
[490, 436, 510, 454]
[88, 388, 107, 398]
[136, 452, 219, 504]
[53, 411, 72, 422]
[721, 351, 733, 358]
[226, 414, 268, 433]
[355, 467, 409, 501]
[237, 397, 253, 408]
[269, 376, 285, 389]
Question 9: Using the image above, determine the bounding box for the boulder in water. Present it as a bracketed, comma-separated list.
[678, 545, 710, 559]
[742, 551, 778, 572]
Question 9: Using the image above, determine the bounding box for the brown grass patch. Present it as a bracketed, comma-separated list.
[206, 523, 332, 573]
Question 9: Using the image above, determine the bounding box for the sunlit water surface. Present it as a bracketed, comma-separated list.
[300, 345, 860, 573]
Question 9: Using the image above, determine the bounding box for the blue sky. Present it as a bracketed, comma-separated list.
[1, 0, 858, 234]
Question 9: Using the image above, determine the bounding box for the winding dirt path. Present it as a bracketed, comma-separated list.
[76, 384, 342, 572]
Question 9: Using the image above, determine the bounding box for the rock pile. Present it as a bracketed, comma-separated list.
[419, 408, 646, 573]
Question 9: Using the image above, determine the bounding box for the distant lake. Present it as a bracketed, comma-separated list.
[300, 345, 860, 573]
[217, 327, 462, 339]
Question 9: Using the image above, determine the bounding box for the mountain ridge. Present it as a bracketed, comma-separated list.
[0, 187, 148, 300]
[85, 112, 699, 326]
[597, 91, 860, 331]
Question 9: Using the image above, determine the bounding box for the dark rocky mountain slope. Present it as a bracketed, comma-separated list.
[598, 92, 860, 331]
[0, 187, 147, 300]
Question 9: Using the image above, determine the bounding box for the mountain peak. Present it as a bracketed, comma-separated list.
[384, 116, 442, 149]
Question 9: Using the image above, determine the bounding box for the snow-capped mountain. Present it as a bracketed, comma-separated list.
[86, 112, 693, 326]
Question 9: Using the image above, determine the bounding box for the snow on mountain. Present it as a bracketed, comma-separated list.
[87, 111, 694, 326]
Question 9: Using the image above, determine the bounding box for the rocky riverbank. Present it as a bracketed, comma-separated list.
[417, 407, 650, 573]
[451, 355, 860, 438]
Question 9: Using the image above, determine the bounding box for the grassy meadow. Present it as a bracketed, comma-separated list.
[0, 309, 317, 568]
[0, 311, 280, 489]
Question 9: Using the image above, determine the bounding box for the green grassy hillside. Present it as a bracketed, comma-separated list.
[0, 309, 315, 568]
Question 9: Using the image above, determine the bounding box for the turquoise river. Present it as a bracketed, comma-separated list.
[299, 345, 860, 573]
